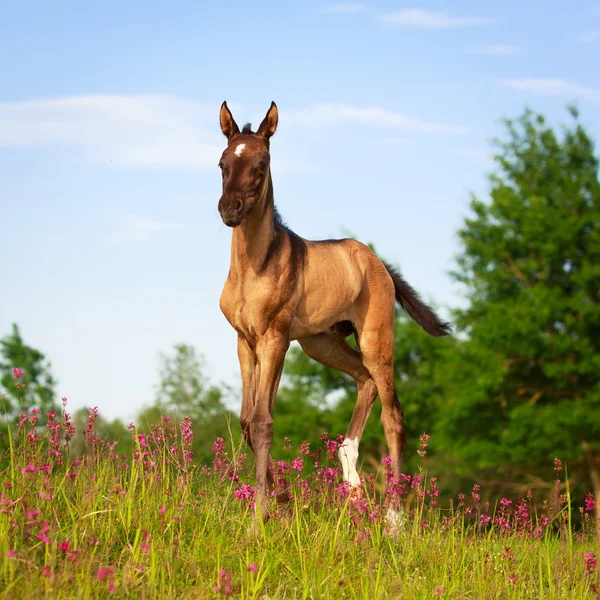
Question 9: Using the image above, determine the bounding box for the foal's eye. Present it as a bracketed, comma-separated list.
[218, 162, 224, 169]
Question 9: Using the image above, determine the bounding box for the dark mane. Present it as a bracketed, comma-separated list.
[274, 206, 287, 229]
[242, 123, 253, 134]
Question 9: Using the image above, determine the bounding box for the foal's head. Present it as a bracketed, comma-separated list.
[217, 101, 278, 227]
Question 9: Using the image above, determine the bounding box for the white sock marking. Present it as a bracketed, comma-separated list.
[385, 506, 405, 534]
[338, 437, 361, 487]
[234, 143, 246, 157]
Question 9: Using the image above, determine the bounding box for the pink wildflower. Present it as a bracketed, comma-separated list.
[21, 464, 35, 475]
[584, 493, 595, 512]
[417, 432, 430, 458]
[59, 541, 69, 553]
[214, 569, 233, 596]
[42, 566, 53, 578]
[585, 552, 597, 576]
[11, 368, 23, 379]
[247, 562, 257, 572]
[37, 522, 51, 544]
[98, 567, 115, 581]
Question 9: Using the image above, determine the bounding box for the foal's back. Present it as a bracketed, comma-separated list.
[290, 235, 394, 340]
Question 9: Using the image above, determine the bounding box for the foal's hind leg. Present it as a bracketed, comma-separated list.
[298, 331, 378, 487]
[353, 283, 407, 522]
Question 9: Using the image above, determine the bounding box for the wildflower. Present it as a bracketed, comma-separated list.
[434, 586, 446, 597]
[214, 569, 233, 596]
[585, 552, 597, 576]
[382, 455, 392, 467]
[159, 506, 166, 515]
[553, 457, 563, 475]
[59, 541, 69, 553]
[12, 368, 24, 379]
[212, 438, 225, 454]
[21, 464, 35, 475]
[417, 432, 430, 458]
[584, 493, 595, 512]
[37, 522, 51, 544]
[234, 484, 256, 508]
[247, 562, 257, 572]
[42, 566, 53, 578]
[291, 458, 304, 472]
[8, 549, 16, 559]
[98, 567, 115, 581]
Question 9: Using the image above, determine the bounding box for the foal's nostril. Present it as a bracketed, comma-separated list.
[234, 199, 243, 212]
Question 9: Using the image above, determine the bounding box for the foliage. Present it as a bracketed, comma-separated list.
[439, 108, 600, 496]
[0, 324, 57, 419]
[138, 343, 240, 463]
[1, 407, 598, 599]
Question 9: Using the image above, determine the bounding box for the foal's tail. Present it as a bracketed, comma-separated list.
[383, 262, 452, 337]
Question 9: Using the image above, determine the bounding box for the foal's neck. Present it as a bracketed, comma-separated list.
[230, 172, 276, 275]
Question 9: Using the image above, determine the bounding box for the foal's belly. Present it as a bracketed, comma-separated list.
[289, 310, 350, 340]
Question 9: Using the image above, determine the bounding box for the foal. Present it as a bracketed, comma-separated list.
[217, 101, 450, 523]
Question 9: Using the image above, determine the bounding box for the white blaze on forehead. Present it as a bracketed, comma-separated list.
[338, 437, 361, 487]
[234, 143, 246, 157]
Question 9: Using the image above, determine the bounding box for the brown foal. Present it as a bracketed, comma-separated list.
[217, 101, 450, 524]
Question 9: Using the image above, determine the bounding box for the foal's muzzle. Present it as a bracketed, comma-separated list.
[218, 196, 245, 227]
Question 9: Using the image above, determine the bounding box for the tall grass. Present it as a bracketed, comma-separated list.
[0, 401, 598, 599]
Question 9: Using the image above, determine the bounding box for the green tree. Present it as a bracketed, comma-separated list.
[0, 324, 57, 418]
[138, 344, 238, 463]
[439, 108, 600, 521]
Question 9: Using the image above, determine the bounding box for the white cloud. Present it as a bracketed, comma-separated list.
[377, 9, 495, 29]
[323, 3, 367, 14]
[502, 78, 600, 104]
[111, 215, 180, 244]
[284, 103, 466, 134]
[466, 44, 524, 56]
[0, 95, 225, 169]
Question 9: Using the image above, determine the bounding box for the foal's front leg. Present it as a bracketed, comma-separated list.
[249, 331, 289, 522]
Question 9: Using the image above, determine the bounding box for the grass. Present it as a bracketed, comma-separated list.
[0, 402, 598, 599]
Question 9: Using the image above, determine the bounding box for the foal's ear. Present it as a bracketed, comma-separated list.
[257, 101, 278, 139]
[219, 101, 240, 139]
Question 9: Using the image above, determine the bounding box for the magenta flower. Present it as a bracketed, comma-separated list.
[11, 368, 24, 379]
[21, 464, 35, 475]
[584, 493, 595, 512]
[98, 567, 115, 581]
[247, 562, 257, 572]
[214, 569, 233, 596]
[585, 552, 597, 576]
[37, 522, 51, 544]
[59, 541, 69, 553]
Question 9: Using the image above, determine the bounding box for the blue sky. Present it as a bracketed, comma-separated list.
[1, 1, 599, 420]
